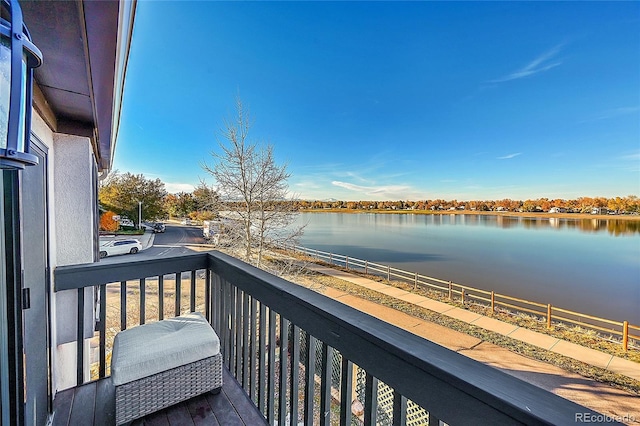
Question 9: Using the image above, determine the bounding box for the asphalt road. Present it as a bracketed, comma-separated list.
[98, 224, 206, 264]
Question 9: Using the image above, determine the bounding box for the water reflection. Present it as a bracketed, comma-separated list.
[422, 215, 639, 236]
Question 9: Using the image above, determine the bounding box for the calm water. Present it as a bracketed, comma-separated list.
[296, 213, 640, 324]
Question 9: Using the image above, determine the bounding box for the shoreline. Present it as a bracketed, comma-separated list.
[299, 209, 640, 221]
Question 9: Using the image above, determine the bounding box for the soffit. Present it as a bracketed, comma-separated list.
[19, 0, 121, 171]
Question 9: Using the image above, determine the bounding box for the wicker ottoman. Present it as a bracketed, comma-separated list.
[111, 312, 222, 425]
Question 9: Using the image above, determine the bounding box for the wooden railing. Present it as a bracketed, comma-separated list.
[289, 245, 640, 350]
[54, 251, 610, 425]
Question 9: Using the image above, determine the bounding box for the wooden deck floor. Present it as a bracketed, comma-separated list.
[52, 368, 267, 426]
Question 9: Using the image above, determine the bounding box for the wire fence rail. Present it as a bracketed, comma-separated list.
[285, 244, 639, 351]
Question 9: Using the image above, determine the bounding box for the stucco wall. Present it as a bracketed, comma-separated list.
[53, 134, 95, 266]
[52, 133, 97, 390]
[31, 112, 97, 392]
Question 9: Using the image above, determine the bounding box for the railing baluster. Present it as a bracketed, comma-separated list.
[235, 287, 243, 380]
[428, 413, 441, 426]
[223, 279, 232, 370]
[158, 275, 164, 320]
[98, 284, 106, 378]
[392, 390, 407, 426]
[212, 273, 221, 333]
[120, 280, 127, 330]
[320, 342, 332, 426]
[304, 333, 316, 426]
[229, 284, 237, 373]
[267, 309, 277, 424]
[250, 296, 258, 403]
[278, 316, 289, 426]
[205, 268, 211, 321]
[76, 288, 85, 385]
[174, 272, 181, 317]
[190, 270, 196, 312]
[364, 373, 378, 426]
[139, 277, 146, 325]
[258, 302, 267, 414]
[242, 292, 250, 390]
[290, 325, 300, 426]
[339, 358, 353, 426]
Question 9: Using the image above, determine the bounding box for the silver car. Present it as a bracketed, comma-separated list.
[99, 239, 142, 258]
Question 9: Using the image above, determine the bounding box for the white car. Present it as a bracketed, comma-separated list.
[99, 239, 142, 258]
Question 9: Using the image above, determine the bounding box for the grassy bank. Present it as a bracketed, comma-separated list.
[277, 259, 640, 395]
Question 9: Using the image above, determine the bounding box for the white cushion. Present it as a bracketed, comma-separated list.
[111, 312, 220, 386]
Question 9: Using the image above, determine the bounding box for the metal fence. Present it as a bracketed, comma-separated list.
[286, 245, 640, 350]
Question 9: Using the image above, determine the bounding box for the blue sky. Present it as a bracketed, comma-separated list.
[114, 1, 640, 201]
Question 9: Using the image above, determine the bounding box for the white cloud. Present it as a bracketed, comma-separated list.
[497, 152, 522, 160]
[331, 180, 422, 199]
[595, 106, 640, 120]
[621, 151, 640, 161]
[490, 44, 564, 83]
[165, 182, 196, 194]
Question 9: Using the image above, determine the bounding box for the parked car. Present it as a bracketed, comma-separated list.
[181, 218, 191, 225]
[99, 239, 142, 258]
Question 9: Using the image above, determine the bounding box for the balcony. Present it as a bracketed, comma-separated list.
[53, 251, 602, 425]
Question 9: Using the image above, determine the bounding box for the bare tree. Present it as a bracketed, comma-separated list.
[202, 98, 302, 267]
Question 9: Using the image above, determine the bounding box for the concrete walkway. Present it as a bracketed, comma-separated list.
[303, 263, 640, 423]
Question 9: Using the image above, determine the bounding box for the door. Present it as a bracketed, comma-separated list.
[21, 139, 51, 425]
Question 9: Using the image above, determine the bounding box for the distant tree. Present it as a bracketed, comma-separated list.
[99, 210, 119, 232]
[521, 200, 537, 212]
[202, 97, 303, 267]
[99, 171, 167, 225]
[174, 192, 196, 218]
[192, 181, 220, 213]
[164, 193, 180, 218]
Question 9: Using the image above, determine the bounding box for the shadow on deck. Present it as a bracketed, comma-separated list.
[52, 367, 267, 426]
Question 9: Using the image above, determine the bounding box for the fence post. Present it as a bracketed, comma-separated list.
[365, 261, 368, 275]
[461, 289, 465, 305]
[491, 291, 495, 312]
[346, 256, 349, 270]
[330, 253, 333, 264]
[448, 281, 452, 300]
[387, 265, 390, 281]
[414, 273, 418, 291]
[547, 304, 552, 329]
[623, 321, 629, 351]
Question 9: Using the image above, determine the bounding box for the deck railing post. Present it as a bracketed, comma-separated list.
[139, 278, 146, 325]
[491, 291, 495, 312]
[547, 304, 552, 329]
[414, 273, 418, 290]
[365, 260, 368, 274]
[448, 281, 452, 300]
[461, 289, 465, 305]
[77, 288, 85, 385]
[346, 256, 349, 270]
[387, 265, 390, 281]
[623, 321, 629, 351]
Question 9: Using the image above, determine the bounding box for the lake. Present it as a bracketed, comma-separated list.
[295, 213, 640, 325]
